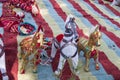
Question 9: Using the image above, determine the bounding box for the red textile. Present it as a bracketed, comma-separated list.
[0, 0, 8, 2]
[91, 50, 97, 57]
[0, 34, 2, 38]
[56, 34, 63, 43]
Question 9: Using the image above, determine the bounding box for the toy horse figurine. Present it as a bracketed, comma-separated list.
[77, 25, 102, 72]
[19, 26, 44, 74]
[45, 14, 79, 64]
[46, 14, 79, 76]
[0, 28, 9, 80]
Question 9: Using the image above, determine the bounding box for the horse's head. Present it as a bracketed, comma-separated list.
[89, 25, 102, 47]
[64, 14, 78, 42]
[65, 14, 75, 26]
[32, 25, 44, 49]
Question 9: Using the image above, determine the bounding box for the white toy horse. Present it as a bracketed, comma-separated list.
[0, 27, 9, 80]
[46, 14, 79, 76]
[111, 0, 120, 6]
[46, 14, 79, 63]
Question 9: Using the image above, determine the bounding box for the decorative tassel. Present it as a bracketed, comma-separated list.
[0, 34, 3, 38]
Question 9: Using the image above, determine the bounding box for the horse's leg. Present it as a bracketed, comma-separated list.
[71, 54, 79, 74]
[94, 50, 100, 70]
[84, 58, 90, 72]
[54, 54, 66, 77]
[18, 47, 24, 59]
[50, 39, 59, 59]
[84, 51, 90, 72]
[20, 51, 30, 74]
[32, 58, 37, 73]
[20, 59, 27, 74]
[32, 51, 41, 73]
[0, 53, 9, 80]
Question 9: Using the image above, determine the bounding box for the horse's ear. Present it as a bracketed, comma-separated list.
[95, 24, 100, 31]
[38, 25, 44, 32]
[65, 14, 74, 26]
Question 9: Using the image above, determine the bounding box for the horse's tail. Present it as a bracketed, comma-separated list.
[77, 37, 88, 52]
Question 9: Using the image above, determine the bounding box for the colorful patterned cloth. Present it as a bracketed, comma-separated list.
[0, 0, 120, 80]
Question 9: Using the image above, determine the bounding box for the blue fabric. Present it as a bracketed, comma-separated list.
[37, 65, 56, 80]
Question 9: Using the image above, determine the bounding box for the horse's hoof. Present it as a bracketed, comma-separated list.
[32, 68, 37, 73]
[96, 66, 100, 70]
[32, 70, 37, 73]
[54, 70, 61, 77]
[96, 64, 100, 70]
[84, 67, 89, 72]
[33, 71, 37, 73]
[20, 69, 25, 74]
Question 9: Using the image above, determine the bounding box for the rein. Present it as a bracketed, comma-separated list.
[60, 39, 77, 59]
[53, 38, 60, 49]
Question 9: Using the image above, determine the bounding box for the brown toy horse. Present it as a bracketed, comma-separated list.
[19, 26, 44, 74]
[77, 25, 102, 72]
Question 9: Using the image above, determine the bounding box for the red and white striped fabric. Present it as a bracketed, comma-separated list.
[0, 0, 120, 80]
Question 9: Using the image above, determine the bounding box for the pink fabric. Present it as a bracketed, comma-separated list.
[56, 34, 63, 43]
[0, 0, 8, 2]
